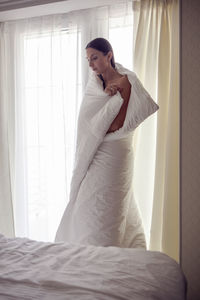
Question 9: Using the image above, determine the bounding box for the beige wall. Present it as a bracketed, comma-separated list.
[180, 0, 200, 299]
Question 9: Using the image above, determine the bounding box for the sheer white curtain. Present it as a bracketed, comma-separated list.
[0, 25, 15, 237]
[0, 16, 82, 241]
[0, 1, 133, 241]
[133, 0, 179, 261]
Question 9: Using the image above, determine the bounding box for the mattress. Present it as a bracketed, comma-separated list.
[0, 234, 186, 299]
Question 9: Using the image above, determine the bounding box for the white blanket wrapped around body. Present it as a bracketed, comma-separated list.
[55, 64, 159, 248]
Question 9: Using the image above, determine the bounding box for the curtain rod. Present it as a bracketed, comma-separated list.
[0, 0, 131, 22]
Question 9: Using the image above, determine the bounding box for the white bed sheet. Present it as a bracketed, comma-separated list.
[0, 234, 186, 300]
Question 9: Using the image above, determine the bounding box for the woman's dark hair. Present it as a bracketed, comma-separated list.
[86, 37, 116, 89]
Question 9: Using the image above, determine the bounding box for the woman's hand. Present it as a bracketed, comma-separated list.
[105, 83, 122, 96]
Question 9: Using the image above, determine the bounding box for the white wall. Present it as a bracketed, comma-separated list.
[180, 1, 200, 299]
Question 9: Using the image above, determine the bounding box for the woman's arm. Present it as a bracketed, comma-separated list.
[106, 75, 131, 133]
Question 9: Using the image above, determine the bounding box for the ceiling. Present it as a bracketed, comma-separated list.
[0, 0, 67, 11]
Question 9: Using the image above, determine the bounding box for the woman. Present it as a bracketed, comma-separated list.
[55, 38, 159, 248]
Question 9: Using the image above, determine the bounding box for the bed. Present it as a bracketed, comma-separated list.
[0, 234, 186, 299]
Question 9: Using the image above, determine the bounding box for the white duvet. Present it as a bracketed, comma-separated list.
[55, 64, 159, 248]
[0, 234, 186, 300]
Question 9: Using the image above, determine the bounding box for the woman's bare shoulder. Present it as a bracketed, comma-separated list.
[117, 75, 131, 95]
[119, 74, 131, 85]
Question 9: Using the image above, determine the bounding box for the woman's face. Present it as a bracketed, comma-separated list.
[86, 47, 112, 75]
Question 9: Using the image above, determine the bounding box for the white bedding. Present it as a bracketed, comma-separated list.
[0, 234, 186, 299]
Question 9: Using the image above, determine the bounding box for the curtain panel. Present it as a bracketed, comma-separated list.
[0, 25, 15, 237]
[133, 0, 179, 261]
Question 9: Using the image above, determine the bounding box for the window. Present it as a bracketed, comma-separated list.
[16, 11, 133, 242]
[109, 14, 133, 69]
[22, 29, 81, 241]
